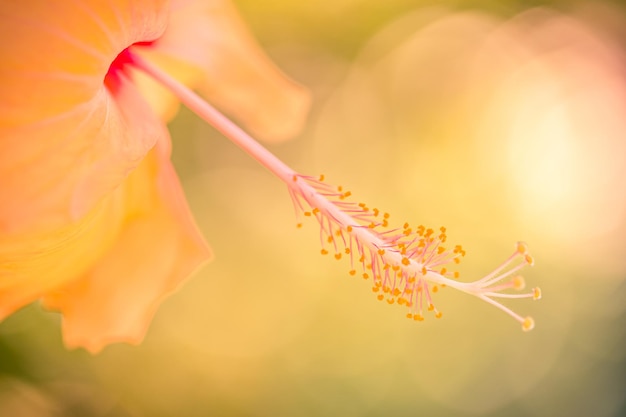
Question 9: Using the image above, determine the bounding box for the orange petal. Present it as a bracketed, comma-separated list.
[42, 143, 211, 354]
[134, 0, 311, 142]
[0, 0, 168, 234]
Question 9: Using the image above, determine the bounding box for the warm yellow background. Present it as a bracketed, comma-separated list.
[1, 1, 625, 416]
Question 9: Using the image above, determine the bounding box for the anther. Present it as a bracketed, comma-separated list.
[517, 241, 529, 255]
[532, 287, 542, 300]
[522, 317, 535, 331]
[512, 276, 526, 290]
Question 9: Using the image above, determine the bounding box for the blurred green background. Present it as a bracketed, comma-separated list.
[2, 0, 625, 416]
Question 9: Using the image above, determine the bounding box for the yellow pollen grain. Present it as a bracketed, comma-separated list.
[377, 294, 384, 301]
[428, 303, 434, 311]
[378, 249, 386, 256]
[296, 223, 303, 228]
[362, 273, 369, 279]
[437, 247, 446, 254]
[346, 225, 353, 233]
[525, 254, 535, 266]
[402, 257, 410, 266]
[345, 248, 351, 254]
[432, 285, 439, 293]
[304, 211, 311, 217]
[512, 276, 525, 290]
[435, 311, 443, 319]
[327, 236, 334, 243]
[320, 249, 328, 255]
[384, 213, 390, 219]
[421, 267, 427, 276]
[319, 174, 325, 181]
[454, 271, 460, 279]
[387, 299, 395, 304]
[312, 207, 320, 215]
[533, 287, 542, 300]
[522, 317, 535, 331]
[292, 175, 298, 182]
[349, 270, 356, 276]
[334, 253, 342, 260]
[517, 242, 529, 255]
[440, 267, 447, 275]
[406, 313, 413, 319]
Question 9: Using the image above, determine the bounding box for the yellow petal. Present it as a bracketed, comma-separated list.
[0, 0, 168, 234]
[42, 143, 211, 354]
[133, 0, 311, 142]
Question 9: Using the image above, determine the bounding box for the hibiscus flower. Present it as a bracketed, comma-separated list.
[0, 0, 310, 353]
[0, 0, 541, 354]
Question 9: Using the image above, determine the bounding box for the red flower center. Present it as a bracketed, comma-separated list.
[104, 42, 154, 92]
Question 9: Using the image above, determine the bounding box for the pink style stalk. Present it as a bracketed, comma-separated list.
[129, 51, 541, 331]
